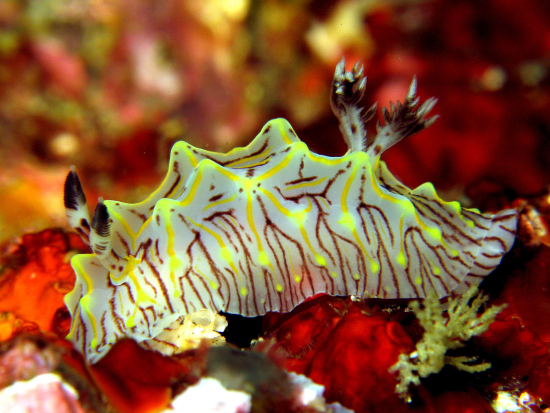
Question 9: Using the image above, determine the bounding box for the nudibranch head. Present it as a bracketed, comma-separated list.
[64, 59, 517, 363]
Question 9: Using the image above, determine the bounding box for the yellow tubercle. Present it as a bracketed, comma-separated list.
[315, 255, 327, 266]
[258, 251, 270, 266]
[396, 251, 407, 267]
[339, 212, 356, 230]
[425, 226, 442, 242]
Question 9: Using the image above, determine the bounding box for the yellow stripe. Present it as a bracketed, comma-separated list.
[285, 176, 328, 191]
[224, 149, 272, 168]
[203, 193, 238, 211]
[256, 150, 293, 181]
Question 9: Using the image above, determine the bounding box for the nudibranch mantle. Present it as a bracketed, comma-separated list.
[64, 60, 517, 363]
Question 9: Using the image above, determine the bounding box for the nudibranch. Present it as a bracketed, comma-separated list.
[64, 59, 517, 363]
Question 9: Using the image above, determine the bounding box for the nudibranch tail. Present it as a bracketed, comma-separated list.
[64, 59, 517, 364]
[64, 167, 91, 246]
[454, 207, 518, 294]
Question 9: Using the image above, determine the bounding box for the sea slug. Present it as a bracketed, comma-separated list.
[63, 59, 517, 363]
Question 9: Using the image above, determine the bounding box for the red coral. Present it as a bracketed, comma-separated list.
[89, 339, 203, 413]
[364, 0, 550, 195]
[486, 244, 550, 404]
[0, 229, 88, 336]
[263, 295, 415, 412]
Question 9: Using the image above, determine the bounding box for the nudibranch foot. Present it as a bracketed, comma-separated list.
[63, 167, 91, 247]
[63, 59, 517, 364]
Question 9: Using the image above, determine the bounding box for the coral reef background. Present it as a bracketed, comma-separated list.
[1, 0, 549, 241]
[1, 1, 550, 412]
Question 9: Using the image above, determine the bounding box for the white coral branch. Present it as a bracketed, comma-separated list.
[389, 285, 506, 401]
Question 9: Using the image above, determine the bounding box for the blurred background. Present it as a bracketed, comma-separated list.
[1, 0, 549, 243]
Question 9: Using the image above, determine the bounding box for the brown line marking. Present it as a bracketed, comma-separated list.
[109, 297, 125, 334]
[218, 216, 255, 296]
[360, 204, 395, 247]
[225, 265, 242, 314]
[264, 224, 296, 310]
[99, 313, 107, 348]
[460, 209, 490, 230]
[316, 204, 360, 296]
[464, 273, 485, 278]
[209, 193, 224, 202]
[154, 239, 164, 265]
[139, 238, 152, 258]
[315, 212, 336, 265]
[402, 228, 422, 298]
[483, 236, 508, 251]
[256, 193, 311, 309]
[432, 245, 465, 285]
[492, 212, 518, 222]
[412, 197, 482, 246]
[207, 139, 270, 167]
[190, 230, 230, 309]
[144, 259, 175, 313]
[471, 261, 497, 271]
[285, 176, 317, 186]
[119, 282, 135, 305]
[500, 226, 517, 235]
[275, 169, 345, 205]
[181, 269, 209, 312]
[410, 194, 454, 219]
[143, 306, 156, 324]
[142, 268, 158, 297]
[237, 260, 259, 315]
[481, 252, 503, 258]
[138, 306, 151, 332]
[81, 315, 88, 355]
[211, 214, 258, 314]
[413, 228, 451, 295]
[128, 208, 148, 222]
[373, 235, 398, 298]
[262, 267, 274, 313]
[376, 171, 409, 194]
[164, 173, 182, 199]
[298, 158, 305, 178]
[207, 216, 240, 254]
[150, 337, 179, 350]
